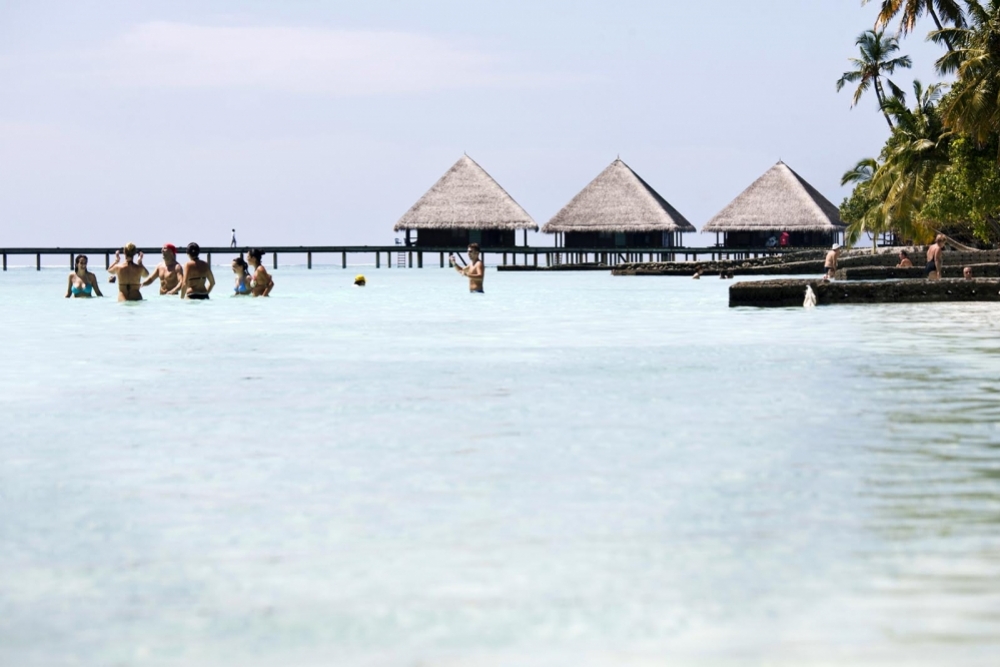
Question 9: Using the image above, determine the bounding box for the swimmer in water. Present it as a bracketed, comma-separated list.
[450, 242, 484, 293]
[108, 243, 149, 301]
[232, 256, 251, 295]
[354, 274, 366, 287]
[65, 255, 103, 298]
[142, 243, 184, 295]
[180, 242, 215, 300]
[247, 248, 274, 297]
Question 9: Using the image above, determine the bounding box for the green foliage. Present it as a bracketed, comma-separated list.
[836, 29, 913, 128]
[921, 136, 1000, 242]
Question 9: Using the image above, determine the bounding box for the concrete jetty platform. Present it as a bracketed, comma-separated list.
[837, 263, 1000, 280]
[729, 278, 1000, 308]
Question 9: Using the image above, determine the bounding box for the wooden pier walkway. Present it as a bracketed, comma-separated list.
[0, 245, 796, 271]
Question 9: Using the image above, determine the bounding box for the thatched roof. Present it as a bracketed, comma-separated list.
[394, 155, 537, 231]
[702, 162, 845, 233]
[542, 158, 695, 234]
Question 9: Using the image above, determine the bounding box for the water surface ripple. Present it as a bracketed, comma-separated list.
[1, 267, 999, 665]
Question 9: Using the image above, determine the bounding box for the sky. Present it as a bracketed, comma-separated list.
[0, 0, 952, 248]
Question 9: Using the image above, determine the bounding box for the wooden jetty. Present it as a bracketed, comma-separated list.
[729, 278, 1000, 308]
[0, 245, 800, 272]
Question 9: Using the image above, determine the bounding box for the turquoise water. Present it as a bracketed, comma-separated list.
[2, 265, 999, 666]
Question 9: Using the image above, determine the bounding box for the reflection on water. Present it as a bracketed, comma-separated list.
[1, 269, 999, 665]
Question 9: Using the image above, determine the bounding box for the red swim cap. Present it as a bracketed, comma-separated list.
[163, 244, 177, 253]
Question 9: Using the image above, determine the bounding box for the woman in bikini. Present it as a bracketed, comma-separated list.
[65, 255, 104, 298]
[107, 243, 149, 301]
[232, 256, 252, 295]
[180, 242, 215, 300]
[247, 248, 274, 297]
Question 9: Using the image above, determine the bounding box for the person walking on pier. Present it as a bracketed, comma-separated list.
[450, 243, 484, 293]
[231, 229, 237, 248]
[180, 242, 215, 300]
[247, 248, 274, 297]
[926, 235, 946, 280]
[108, 243, 149, 301]
[142, 244, 183, 295]
[65, 255, 103, 298]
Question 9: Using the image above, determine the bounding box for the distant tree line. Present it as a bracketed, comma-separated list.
[838, 0, 1000, 248]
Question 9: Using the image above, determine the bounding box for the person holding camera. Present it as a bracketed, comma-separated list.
[450, 243, 484, 293]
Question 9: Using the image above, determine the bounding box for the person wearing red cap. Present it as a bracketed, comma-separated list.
[142, 243, 184, 295]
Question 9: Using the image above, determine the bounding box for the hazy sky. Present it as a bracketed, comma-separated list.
[0, 0, 948, 247]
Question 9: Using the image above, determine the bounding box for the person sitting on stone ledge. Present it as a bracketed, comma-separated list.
[964, 266, 973, 280]
[896, 250, 913, 268]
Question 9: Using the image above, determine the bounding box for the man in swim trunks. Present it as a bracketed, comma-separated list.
[926, 234, 946, 280]
[823, 243, 842, 281]
[108, 243, 149, 301]
[451, 243, 484, 293]
[142, 244, 184, 295]
[180, 242, 216, 299]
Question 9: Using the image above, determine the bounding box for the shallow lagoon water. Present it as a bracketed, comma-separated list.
[2, 265, 999, 666]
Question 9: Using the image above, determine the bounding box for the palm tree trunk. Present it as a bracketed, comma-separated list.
[926, 2, 955, 50]
[874, 79, 894, 129]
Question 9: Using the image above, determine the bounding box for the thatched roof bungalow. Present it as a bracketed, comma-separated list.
[542, 158, 695, 248]
[702, 161, 845, 248]
[394, 154, 537, 248]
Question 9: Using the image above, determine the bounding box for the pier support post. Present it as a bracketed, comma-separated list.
[273, 253, 277, 270]
[533, 253, 538, 267]
[70, 253, 75, 269]
[342, 251, 346, 269]
[307, 252, 312, 269]
[36, 253, 40, 271]
[418, 252, 423, 269]
[376, 252, 381, 269]
[440, 252, 444, 268]
[503, 252, 507, 265]
[2, 254, 6, 271]
[408, 252, 413, 268]
[207, 252, 211, 266]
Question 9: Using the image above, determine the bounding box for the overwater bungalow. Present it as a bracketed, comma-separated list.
[393, 154, 537, 248]
[542, 158, 695, 249]
[702, 161, 846, 248]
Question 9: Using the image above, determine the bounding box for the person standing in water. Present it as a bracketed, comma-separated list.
[232, 256, 252, 295]
[180, 242, 215, 300]
[65, 255, 103, 298]
[926, 234, 946, 280]
[247, 248, 274, 296]
[142, 244, 183, 295]
[450, 243, 484, 293]
[108, 243, 149, 301]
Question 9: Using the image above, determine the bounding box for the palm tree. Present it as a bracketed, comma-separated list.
[871, 80, 951, 241]
[837, 29, 913, 129]
[863, 0, 965, 49]
[841, 158, 889, 251]
[931, 0, 1000, 151]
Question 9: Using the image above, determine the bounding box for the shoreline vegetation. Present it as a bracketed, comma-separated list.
[837, 0, 1000, 249]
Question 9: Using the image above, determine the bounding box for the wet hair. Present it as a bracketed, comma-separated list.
[899, 250, 908, 258]
[232, 256, 249, 274]
[123, 242, 137, 257]
[467, 243, 481, 254]
[75, 255, 88, 270]
[248, 248, 264, 263]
